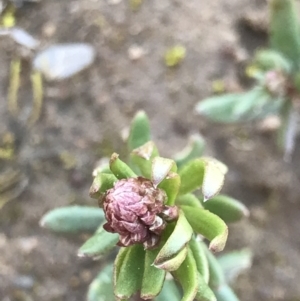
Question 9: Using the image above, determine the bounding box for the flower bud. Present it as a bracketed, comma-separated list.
[102, 177, 178, 249]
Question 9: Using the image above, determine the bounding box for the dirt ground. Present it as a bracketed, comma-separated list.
[1, 0, 300, 300]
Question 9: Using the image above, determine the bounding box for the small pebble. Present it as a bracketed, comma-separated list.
[80, 269, 92, 283]
[128, 44, 146, 61]
[33, 44, 96, 81]
[10, 27, 40, 50]
[15, 237, 38, 254]
[13, 275, 35, 290]
[257, 115, 281, 133]
[0, 27, 39, 50]
[69, 276, 80, 288]
[107, 0, 122, 4]
[42, 22, 57, 38]
[69, 169, 85, 188]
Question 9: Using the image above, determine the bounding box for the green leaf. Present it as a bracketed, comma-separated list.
[171, 248, 199, 301]
[203, 244, 225, 289]
[87, 264, 115, 301]
[174, 134, 206, 169]
[179, 159, 205, 195]
[231, 89, 270, 120]
[151, 157, 177, 187]
[141, 248, 166, 299]
[89, 173, 117, 199]
[293, 71, 300, 92]
[77, 224, 119, 259]
[270, 0, 300, 69]
[158, 172, 181, 206]
[128, 110, 151, 152]
[195, 88, 281, 124]
[176, 194, 203, 209]
[181, 206, 228, 252]
[40, 206, 104, 234]
[154, 211, 193, 270]
[114, 247, 128, 286]
[154, 279, 181, 301]
[203, 195, 249, 223]
[217, 249, 252, 284]
[201, 158, 226, 201]
[109, 153, 136, 179]
[195, 273, 217, 301]
[189, 237, 209, 284]
[114, 245, 145, 299]
[202, 242, 240, 301]
[277, 101, 298, 161]
[213, 284, 240, 301]
[155, 247, 188, 271]
[254, 49, 292, 72]
[131, 141, 159, 178]
[196, 93, 241, 123]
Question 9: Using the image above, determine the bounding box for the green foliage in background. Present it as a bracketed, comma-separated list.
[195, 0, 300, 161]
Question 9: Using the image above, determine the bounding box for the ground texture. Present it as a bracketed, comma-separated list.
[1, 1, 300, 300]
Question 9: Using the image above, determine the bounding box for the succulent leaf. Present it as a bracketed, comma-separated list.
[171, 248, 200, 301]
[195, 88, 282, 124]
[87, 265, 115, 301]
[203, 244, 226, 289]
[109, 153, 137, 179]
[154, 279, 181, 301]
[114, 245, 145, 299]
[181, 206, 228, 252]
[131, 141, 159, 178]
[174, 134, 206, 169]
[77, 224, 119, 259]
[213, 284, 240, 301]
[179, 159, 205, 195]
[155, 247, 188, 271]
[128, 110, 151, 152]
[204, 246, 240, 301]
[194, 273, 217, 301]
[89, 173, 117, 199]
[189, 237, 210, 284]
[195, 93, 250, 123]
[39, 206, 104, 234]
[254, 49, 292, 72]
[201, 157, 227, 201]
[270, 0, 300, 69]
[151, 157, 177, 187]
[217, 249, 252, 284]
[158, 172, 181, 206]
[203, 195, 249, 223]
[176, 194, 203, 209]
[231, 89, 270, 120]
[141, 248, 166, 298]
[154, 211, 193, 269]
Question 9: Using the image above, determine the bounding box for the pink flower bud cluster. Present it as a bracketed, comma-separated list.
[103, 177, 178, 249]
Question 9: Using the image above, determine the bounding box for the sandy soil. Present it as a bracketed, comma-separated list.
[1, 0, 300, 300]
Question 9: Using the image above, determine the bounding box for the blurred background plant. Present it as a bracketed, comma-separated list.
[40, 111, 251, 301]
[195, 0, 300, 161]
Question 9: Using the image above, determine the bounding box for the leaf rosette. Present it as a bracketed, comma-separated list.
[40, 111, 249, 301]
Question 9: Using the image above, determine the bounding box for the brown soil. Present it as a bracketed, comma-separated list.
[1, 0, 300, 301]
